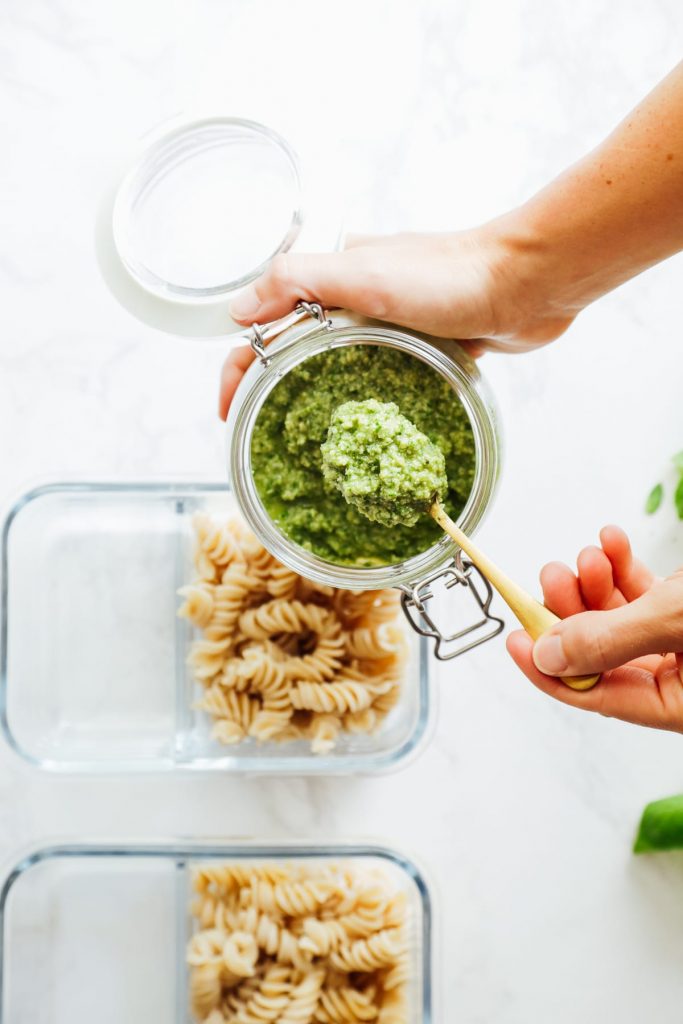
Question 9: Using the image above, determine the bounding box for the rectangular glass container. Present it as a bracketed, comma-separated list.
[0, 842, 433, 1024]
[0, 483, 431, 773]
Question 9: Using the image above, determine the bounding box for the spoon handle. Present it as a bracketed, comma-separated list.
[431, 503, 599, 691]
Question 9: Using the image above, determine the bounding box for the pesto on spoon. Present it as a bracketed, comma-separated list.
[321, 399, 448, 528]
[321, 398, 599, 692]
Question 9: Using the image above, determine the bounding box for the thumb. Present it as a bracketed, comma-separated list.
[229, 250, 390, 326]
[532, 577, 683, 676]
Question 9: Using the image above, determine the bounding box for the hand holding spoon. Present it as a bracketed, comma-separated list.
[430, 501, 598, 689]
[322, 399, 600, 691]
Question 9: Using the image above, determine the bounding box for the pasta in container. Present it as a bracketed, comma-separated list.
[0, 482, 430, 773]
[187, 859, 416, 1023]
[179, 513, 411, 756]
[0, 843, 433, 1024]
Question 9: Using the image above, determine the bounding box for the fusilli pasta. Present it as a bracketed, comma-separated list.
[179, 514, 408, 753]
[188, 861, 409, 1024]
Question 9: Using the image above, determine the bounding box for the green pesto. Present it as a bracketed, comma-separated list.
[321, 399, 447, 528]
[251, 345, 476, 566]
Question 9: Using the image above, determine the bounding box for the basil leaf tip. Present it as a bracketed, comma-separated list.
[645, 482, 663, 515]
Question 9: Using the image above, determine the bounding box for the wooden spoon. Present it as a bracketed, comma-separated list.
[431, 501, 599, 691]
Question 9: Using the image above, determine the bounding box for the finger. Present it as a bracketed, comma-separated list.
[218, 345, 256, 421]
[455, 336, 546, 354]
[630, 654, 666, 673]
[654, 653, 683, 730]
[457, 339, 488, 359]
[576, 545, 625, 610]
[539, 561, 586, 617]
[345, 231, 432, 250]
[599, 525, 656, 600]
[507, 630, 607, 711]
[344, 233, 379, 250]
[228, 249, 397, 326]
[508, 630, 668, 727]
[532, 581, 683, 676]
[227, 245, 487, 339]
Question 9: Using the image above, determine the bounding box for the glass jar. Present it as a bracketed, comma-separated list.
[0, 841, 434, 1023]
[226, 305, 504, 659]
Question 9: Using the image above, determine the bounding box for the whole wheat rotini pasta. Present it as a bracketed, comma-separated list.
[178, 583, 216, 628]
[329, 930, 404, 973]
[188, 861, 409, 1024]
[231, 963, 292, 1022]
[193, 514, 245, 580]
[179, 514, 408, 753]
[290, 680, 376, 716]
[308, 715, 342, 756]
[238, 599, 340, 641]
[316, 984, 379, 1023]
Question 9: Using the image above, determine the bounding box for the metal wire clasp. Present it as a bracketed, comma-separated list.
[400, 553, 504, 660]
[249, 301, 332, 366]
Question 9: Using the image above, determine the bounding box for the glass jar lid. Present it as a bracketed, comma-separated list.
[113, 118, 302, 299]
[96, 116, 343, 338]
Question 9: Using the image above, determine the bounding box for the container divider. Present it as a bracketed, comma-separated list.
[174, 855, 192, 1024]
[173, 497, 195, 765]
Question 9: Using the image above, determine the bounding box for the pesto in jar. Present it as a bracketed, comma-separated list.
[251, 345, 476, 566]
[321, 399, 447, 528]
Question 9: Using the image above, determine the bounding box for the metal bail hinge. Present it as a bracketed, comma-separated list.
[249, 301, 332, 366]
[400, 555, 504, 660]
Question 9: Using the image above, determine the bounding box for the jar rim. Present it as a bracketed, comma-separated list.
[227, 320, 501, 591]
[112, 117, 303, 300]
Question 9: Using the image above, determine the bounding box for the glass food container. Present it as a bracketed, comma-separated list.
[0, 842, 433, 1024]
[226, 304, 505, 660]
[0, 483, 430, 773]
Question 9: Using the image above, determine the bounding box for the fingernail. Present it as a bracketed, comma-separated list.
[229, 285, 261, 322]
[533, 634, 568, 675]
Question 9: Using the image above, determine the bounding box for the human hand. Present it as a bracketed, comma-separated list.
[219, 62, 683, 419]
[507, 525, 683, 732]
[218, 225, 577, 419]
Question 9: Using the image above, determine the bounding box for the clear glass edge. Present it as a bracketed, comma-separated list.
[112, 117, 305, 301]
[0, 481, 432, 776]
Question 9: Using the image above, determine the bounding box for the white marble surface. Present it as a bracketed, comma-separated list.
[1, 0, 683, 1020]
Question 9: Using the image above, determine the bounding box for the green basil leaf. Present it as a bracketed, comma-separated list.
[645, 482, 663, 514]
[634, 794, 683, 853]
[675, 475, 683, 520]
[672, 450, 683, 474]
